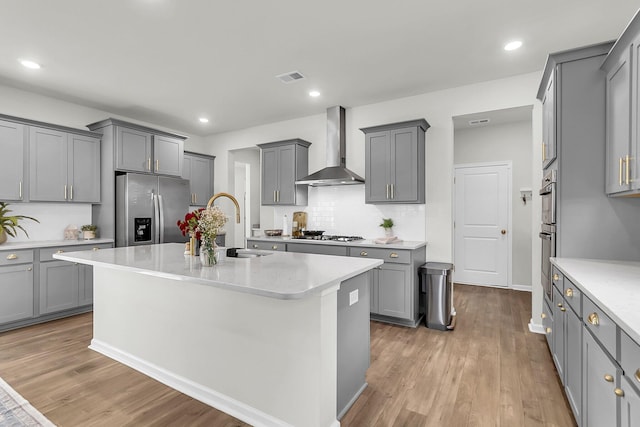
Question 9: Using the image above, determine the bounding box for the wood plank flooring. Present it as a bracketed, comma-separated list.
[0, 284, 575, 426]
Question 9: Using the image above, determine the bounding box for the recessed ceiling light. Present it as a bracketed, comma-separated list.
[504, 40, 522, 51]
[309, 90, 321, 97]
[198, 117, 209, 123]
[19, 59, 41, 69]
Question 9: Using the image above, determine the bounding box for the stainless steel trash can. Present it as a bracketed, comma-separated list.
[419, 262, 454, 331]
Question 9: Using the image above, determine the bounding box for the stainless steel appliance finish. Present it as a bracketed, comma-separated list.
[116, 173, 190, 247]
[539, 223, 556, 301]
[539, 169, 557, 301]
[420, 262, 454, 331]
[295, 106, 365, 186]
[292, 234, 365, 242]
[540, 169, 557, 225]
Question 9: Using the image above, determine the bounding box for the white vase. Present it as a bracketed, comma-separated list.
[384, 228, 393, 237]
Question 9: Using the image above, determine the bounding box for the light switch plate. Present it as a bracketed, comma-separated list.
[349, 289, 358, 306]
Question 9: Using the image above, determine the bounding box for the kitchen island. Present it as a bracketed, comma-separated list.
[54, 243, 382, 427]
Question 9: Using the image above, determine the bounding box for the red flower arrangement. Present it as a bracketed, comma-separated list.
[177, 208, 204, 240]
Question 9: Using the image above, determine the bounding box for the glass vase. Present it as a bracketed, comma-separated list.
[200, 238, 217, 266]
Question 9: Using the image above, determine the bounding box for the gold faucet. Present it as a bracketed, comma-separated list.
[207, 192, 241, 223]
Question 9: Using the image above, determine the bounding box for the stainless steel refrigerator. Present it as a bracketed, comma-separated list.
[116, 173, 190, 247]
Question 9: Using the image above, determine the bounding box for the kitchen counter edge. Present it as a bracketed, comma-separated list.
[0, 238, 115, 250]
[247, 236, 426, 250]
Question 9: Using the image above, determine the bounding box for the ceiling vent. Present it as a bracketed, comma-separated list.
[469, 118, 490, 126]
[276, 71, 305, 83]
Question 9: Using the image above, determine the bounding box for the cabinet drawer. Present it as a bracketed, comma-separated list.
[40, 243, 112, 262]
[0, 249, 34, 266]
[562, 278, 582, 316]
[621, 331, 640, 387]
[348, 247, 410, 264]
[552, 266, 564, 290]
[286, 243, 348, 256]
[246, 240, 286, 252]
[583, 296, 617, 357]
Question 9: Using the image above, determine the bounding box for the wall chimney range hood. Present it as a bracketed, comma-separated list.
[295, 106, 365, 186]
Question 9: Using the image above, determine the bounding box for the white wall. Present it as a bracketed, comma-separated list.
[0, 84, 206, 243]
[454, 119, 533, 289]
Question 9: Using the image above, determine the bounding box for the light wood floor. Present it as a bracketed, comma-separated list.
[0, 284, 575, 426]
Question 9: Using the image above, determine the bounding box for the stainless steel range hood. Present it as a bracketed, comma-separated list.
[295, 106, 365, 186]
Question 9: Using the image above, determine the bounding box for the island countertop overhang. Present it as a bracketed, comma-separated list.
[54, 243, 383, 300]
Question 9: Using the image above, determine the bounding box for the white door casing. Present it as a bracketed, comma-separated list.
[454, 162, 512, 287]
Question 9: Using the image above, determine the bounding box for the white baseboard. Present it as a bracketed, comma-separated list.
[511, 283, 532, 292]
[528, 319, 545, 334]
[89, 339, 296, 427]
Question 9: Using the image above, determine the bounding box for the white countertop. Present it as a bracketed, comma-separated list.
[247, 236, 427, 250]
[54, 243, 383, 300]
[0, 238, 114, 250]
[551, 258, 640, 345]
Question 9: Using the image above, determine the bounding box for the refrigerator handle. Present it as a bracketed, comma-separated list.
[158, 194, 165, 243]
[153, 193, 160, 244]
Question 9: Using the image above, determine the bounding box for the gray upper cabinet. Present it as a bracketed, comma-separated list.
[541, 72, 556, 169]
[153, 135, 183, 176]
[361, 119, 428, 204]
[0, 119, 26, 201]
[115, 127, 152, 173]
[258, 139, 311, 206]
[183, 152, 215, 206]
[602, 13, 640, 196]
[29, 126, 101, 203]
[89, 118, 186, 177]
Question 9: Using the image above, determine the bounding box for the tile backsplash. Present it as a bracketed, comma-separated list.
[273, 186, 426, 241]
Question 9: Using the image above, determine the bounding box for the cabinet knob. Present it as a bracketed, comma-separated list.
[360, 251, 368, 257]
[635, 369, 640, 383]
[553, 273, 559, 281]
[272, 245, 278, 250]
[588, 312, 599, 326]
[604, 374, 614, 383]
[27, 267, 32, 271]
[560, 307, 566, 312]
[614, 388, 625, 397]
[565, 288, 573, 297]
[6, 253, 18, 260]
[253, 244, 258, 249]
[557, 303, 563, 308]
[541, 313, 546, 319]
[92, 247, 100, 251]
[56, 250, 64, 254]
[545, 327, 552, 334]
[389, 253, 399, 258]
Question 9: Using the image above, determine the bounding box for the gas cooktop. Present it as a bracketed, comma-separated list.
[292, 235, 364, 242]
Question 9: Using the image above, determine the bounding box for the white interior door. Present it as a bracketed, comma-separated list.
[454, 163, 511, 287]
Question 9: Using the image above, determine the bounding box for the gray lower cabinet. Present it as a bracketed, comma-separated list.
[29, 126, 101, 203]
[621, 376, 640, 427]
[564, 303, 583, 426]
[183, 152, 215, 206]
[258, 139, 310, 206]
[246, 239, 286, 252]
[360, 119, 428, 204]
[542, 300, 553, 349]
[0, 119, 26, 201]
[0, 251, 34, 324]
[552, 285, 566, 381]
[583, 328, 620, 427]
[78, 264, 94, 307]
[40, 260, 79, 314]
[286, 243, 347, 256]
[376, 263, 410, 319]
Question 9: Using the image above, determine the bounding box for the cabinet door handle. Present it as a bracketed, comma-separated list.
[70, 185, 73, 200]
[386, 184, 390, 199]
[92, 247, 100, 251]
[194, 194, 197, 204]
[56, 250, 64, 254]
[560, 307, 566, 312]
[19, 181, 22, 199]
[272, 245, 278, 250]
[546, 327, 552, 334]
[6, 254, 18, 260]
[604, 374, 614, 383]
[542, 142, 546, 162]
[557, 303, 563, 308]
[27, 267, 32, 271]
[389, 253, 399, 258]
[614, 388, 625, 397]
[565, 288, 573, 297]
[273, 190, 277, 202]
[625, 154, 631, 185]
[360, 251, 368, 257]
[553, 273, 559, 281]
[64, 184, 68, 200]
[253, 244, 258, 249]
[635, 369, 640, 383]
[541, 313, 546, 319]
[619, 157, 623, 186]
[277, 191, 280, 202]
[588, 312, 599, 326]
[390, 184, 394, 199]
[156, 159, 159, 172]
[148, 158, 152, 171]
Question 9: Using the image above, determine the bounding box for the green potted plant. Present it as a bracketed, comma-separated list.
[0, 202, 39, 244]
[81, 224, 98, 240]
[379, 218, 394, 237]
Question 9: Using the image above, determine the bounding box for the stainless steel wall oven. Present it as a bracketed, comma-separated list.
[539, 170, 557, 301]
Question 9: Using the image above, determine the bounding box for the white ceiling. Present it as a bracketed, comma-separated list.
[0, 1, 637, 136]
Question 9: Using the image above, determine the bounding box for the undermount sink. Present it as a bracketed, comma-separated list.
[231, 249, 273, 258]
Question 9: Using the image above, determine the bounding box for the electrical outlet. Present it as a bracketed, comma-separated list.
[349, 289, 358, 306]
